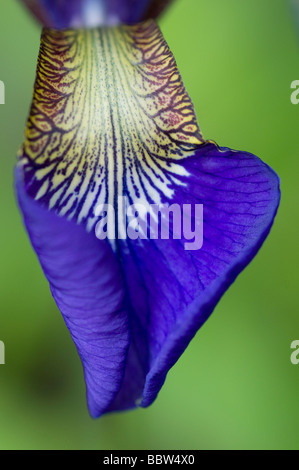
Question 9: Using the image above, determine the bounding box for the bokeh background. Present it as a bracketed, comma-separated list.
[0, 0, 298, 450]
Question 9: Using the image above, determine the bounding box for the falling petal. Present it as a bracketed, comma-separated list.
[17, 20, 280, 416]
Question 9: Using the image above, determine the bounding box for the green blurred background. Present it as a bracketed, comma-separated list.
[0, 0, 298, 450]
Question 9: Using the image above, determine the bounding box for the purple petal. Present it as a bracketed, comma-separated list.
[20, 0, 174, 28]
[16, 168, 130, 418]
[116, 142, 280, 407]
[16, 20, 280, 416]
[16, 142, 280, 414]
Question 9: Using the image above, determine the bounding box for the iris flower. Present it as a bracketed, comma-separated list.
[16, 0, 280, 418]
